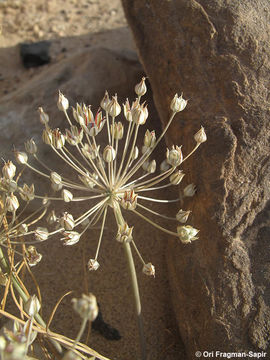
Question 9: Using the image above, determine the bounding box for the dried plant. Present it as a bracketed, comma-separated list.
[11, 78, 206, 359]
[0, 163, 108, 359]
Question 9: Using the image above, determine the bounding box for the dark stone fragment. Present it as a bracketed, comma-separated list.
[20, 41, 51, 69]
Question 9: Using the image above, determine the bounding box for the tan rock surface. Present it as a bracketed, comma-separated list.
[122, 0, 270, 357]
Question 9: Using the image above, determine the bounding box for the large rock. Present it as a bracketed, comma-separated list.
[122, 0, 270, 356]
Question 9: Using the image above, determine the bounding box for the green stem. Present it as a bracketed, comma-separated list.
[113, 203, 147, 360]
[0, 247, 62, 353]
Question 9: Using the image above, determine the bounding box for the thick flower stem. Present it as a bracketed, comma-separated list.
[113, 203, 147, 360]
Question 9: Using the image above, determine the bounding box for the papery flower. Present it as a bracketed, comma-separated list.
[58, 91, 69, 111]
[170, 93, 187, 113]
[116, 223, 133, 243]
[81, 107, 106, 136]
[170, 170, 185, 185]
[2, 161, 16, 180]
[60, 212, 75, 230]
[61, 189, 73, 202]
[61, 231, 80, 245]
[166, 145, 183, 167]
[103, 145, 116, 163]
[65, 125, 83, 145]
[5, 194, 19, 212]
[135, 77, 147, 96]
[24, 294, 41, 317]
[72, 293, 98, 321]
[38, 107, 49, 124]
[120, 190, 137, 210]
[35, 227, 49, 241]
[177, 225, 199, 243]
[25, 138, 38, 154]
[194, 126, 207, 144]
[26, 246, 42, 267]
[19, 183, 35, 201]
[81, 143, 100, 160]
[176, 209, 191, 223]
[183, 183, 196, 197]
[142, 263, 155, 277]
[107, 95, 121, 117]
[14, 151, 28, 165]
[87, 258, 100, 271]
[51, 128, 65, 149]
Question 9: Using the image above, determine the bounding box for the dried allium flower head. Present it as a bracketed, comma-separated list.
[18, 78, 206, 275]
[0, 161, 48, 267]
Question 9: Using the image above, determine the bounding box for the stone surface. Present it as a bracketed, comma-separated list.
[122, 0, 270, 357]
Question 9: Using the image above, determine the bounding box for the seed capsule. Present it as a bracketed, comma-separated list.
[87, 258, 100, 271]
[142, 263, 155, 277]
[135, 77, 147, 96]
[177, 225, 199, 244]
[194, 126, 207, 144]
[170, 94, 187, 113]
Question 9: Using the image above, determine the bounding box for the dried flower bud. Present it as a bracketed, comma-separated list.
[5, 194, 19, 212]
[177, 225, 199, 243]
[38, 107, 49, 124]
[135, 77, 147, 96]
[78, 173, 97, 189]
[46, 210, 58, 224]
[123, 99, 133, 122]
[116, 223, 133, 243]
[87, 258, 100, 271]
[50, 171, 62, 185]
[61, 231, 80, 245]
[57, 91, 69, 111]
[42, 128, 52, 145]
[18, 223, 28, 234]
[60, 212, 75, 230]
[25, 138, 37, 154]
[142, 159, 156, 174]
[26, 246, 42, 267]
[170, 170, 185, 185]
[72, 293, 98, 321]
[81, 143, 100, 160]
[142, 263, 155, 277]
[160, 159, 170, 172]
[108, 95, 121, 117]
[65, 125, 83, 145]
[176, 209, 191, 223]
[51, 128, 65, 149]
[19, 183, 35, 202]
[120, 190, 137, 210]
[2, 161, 16, 180]
[131, 146, 139, 160]
[170, 94, 187, 113]
[103, 145, 116, 163]
[14, 151, 28, 165]
[100, 90, 110, 111]
[166, 145, 183, 167]
[61, 189, 73, 202]
[111, 121, 124, 140]
[51, 182, 63, 191]
[25, 295, 41, 317]
[0, 178, 17, 193]
[35, 227, 49, 241]
[132, 103, 148, 125]
[194, 126, 207, 144]
[143, 130, 156, 149]
[183, 183, 196, 197]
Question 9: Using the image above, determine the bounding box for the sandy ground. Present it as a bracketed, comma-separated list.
[0, 1, 186, 359]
